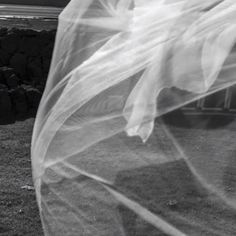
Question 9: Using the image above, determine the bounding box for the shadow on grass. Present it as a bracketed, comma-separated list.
[161, 109, 235, 130]
[40, 158, 236, 236]
[115, 159, 236, 236]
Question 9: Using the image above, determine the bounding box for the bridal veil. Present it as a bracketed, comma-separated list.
[31, 0, 236, 235]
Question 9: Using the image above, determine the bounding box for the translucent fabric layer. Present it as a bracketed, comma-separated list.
[31, 0, 236, 235]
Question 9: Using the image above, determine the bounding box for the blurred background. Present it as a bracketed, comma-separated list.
[0, 0, 69, 7]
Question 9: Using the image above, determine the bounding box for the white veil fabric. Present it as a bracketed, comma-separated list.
[31, 0, 236, 235]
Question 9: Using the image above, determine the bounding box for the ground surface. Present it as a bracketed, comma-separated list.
[0, 115, 235, 235]
[0, 119, 43, 236]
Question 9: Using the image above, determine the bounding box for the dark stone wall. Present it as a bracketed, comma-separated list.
[0, 27, 235, 125]
[0, 27, 56, 124]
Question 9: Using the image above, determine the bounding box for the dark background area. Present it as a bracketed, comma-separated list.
[0, 0, 70, 7]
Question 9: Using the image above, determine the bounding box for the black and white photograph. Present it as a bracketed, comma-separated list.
[0, 1, 236, 235]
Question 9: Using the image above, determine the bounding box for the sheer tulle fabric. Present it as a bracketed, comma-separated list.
[31, 1, 236, 235]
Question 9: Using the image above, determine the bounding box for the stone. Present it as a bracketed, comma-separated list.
[39, 77, 47, 86]
[9, 53, 27, 79]
[9, 87, 28, 115]
[8, 27, 21, 35]
[6, 74, 19, 89]
[12, 28, 38, 37]
[39, 31, 53, 46]
[1, 33, 20, 55]
[19, 37, 41, 57]
[27, 58, 43, 81]
[0, 67, 15, 81]
[0, 83, 7, 90]
[0, 70, 5, 84]
[36, 84, 45, 93]
[22, 80, 31, 85]
[31, 77, 41, 86]
[0, 27, 8, 37]
[41, 43, 54, 59]
[0, 49, 11, 66]
[42, 57, 51, 76]
[23, 29, 39, 37]
[24, 86, 42, 109]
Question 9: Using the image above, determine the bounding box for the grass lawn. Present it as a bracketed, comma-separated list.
[0, 114, 235, 235]
[0, 119, 43, 236]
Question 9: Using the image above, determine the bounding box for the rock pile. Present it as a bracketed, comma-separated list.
[0, 27, 56, 123]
